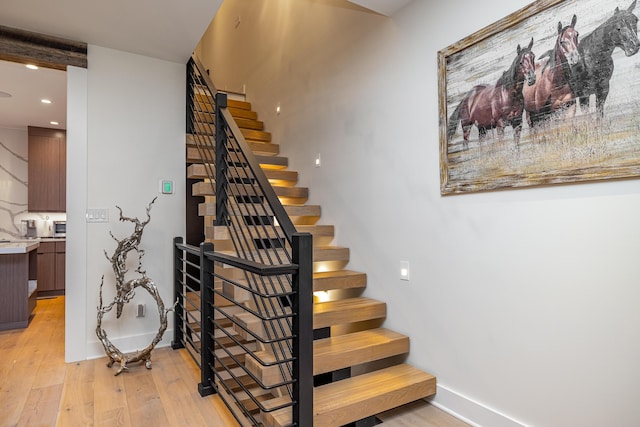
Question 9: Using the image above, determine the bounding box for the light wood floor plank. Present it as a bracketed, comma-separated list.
[123, 366, 169, 425]
[150, 347, 213, 426]
[377, 399, 470, 426]
[16, 383, 64, 427]
[93, 356, 132, 427]
[0, 295, 465, 427]
[57, 360, 96, 426]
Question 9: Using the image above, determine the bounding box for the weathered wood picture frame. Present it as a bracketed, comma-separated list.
[438, 0, 640, 195]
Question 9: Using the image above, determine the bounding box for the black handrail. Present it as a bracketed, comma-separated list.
[190, 56, 297, 241]
[174, 55, 314, 426]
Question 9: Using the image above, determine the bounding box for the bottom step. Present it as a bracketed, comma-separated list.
[263, 364, 436, 427]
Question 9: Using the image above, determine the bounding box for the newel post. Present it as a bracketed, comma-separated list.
[198, 242, 216, 396]
[292, 232, 313, 425]
[171, 236, 185, 350]
[215, 92, 229, 227]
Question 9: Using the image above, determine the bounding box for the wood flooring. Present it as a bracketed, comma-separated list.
[0, 297, 238, 427]
[0, 296, 467, 427]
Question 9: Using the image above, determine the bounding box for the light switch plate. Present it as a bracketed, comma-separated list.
[86, 208, 109, 223]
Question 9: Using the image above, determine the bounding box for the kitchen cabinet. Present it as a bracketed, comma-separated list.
[28, 126, 66, 212]
[37, 240, 65, 296]
[0, 242, 38, 330]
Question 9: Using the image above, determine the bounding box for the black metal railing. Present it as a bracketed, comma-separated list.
[172, 56, 313, 426]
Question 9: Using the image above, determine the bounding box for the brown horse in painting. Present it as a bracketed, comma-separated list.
[523, 15, 580, 127]
[447, 38, 536, 149]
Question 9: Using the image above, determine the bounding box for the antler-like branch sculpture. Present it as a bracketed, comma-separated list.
[96, 197, 175, 375]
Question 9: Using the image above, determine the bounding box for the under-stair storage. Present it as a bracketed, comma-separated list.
[173, 55, 436, 426]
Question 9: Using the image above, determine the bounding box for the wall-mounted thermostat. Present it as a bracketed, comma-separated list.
[160, 179, 174, 194]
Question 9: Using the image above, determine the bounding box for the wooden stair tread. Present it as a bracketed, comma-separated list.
[286, 205, 321, 224]
[263, 169, 298, 185]
[313, 297, 385, 329]
[229, 107, 258, 120]
[251, 328, 408, 378]
[314, 328, 409, 375]
[186, 146, 287, 168]
[209, 247, 349, 268]
[246, 141, 280, 156]
[210, 224, 332, 240]
[275, 186, 308, 199]
[192, 181, 307, 199]
[229, 298, 384, 341]
[197, 203, 321, 222]
[315, 364, 436, 426]
[313, 246, 349, 263]
[265, 364, 436, 427]
[187, 135, 279, 156]
[313, 270, 366, 292]
[241, 129, 271, 143]
[235, 117, 264, 130]
[228, 99, 251, 110]
[187, 164, 291, 182]
[256, 154, 288, 169]
[209, 224, 333, 248]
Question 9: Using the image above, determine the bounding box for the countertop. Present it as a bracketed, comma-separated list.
[10, 237, 66, 243]
[0, 241, 40, 254]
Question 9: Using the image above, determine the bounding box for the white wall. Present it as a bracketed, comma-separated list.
[66, 45, 186, 361]
[197, 1, 640, 426]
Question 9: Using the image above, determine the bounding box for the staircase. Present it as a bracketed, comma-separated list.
[185, 91, 437, 426]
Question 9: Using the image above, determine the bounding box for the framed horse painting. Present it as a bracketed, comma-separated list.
[438, 0, 640, 194]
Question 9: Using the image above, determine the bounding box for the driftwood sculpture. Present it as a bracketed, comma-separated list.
[96, 197, 173, 375]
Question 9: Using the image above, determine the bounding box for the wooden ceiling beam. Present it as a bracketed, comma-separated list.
[0, 25, 87, 71]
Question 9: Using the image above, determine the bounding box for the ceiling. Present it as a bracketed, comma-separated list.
[0, 0, 224, 64]
[0, 61, 67, 129]
[0, 0, 223, 130]
[0, 0, 407, 130]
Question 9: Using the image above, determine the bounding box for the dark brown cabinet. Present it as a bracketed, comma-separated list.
[28, 127, 66, 212]
[0, 247, 38, 330]
[37, 241, 65, 296]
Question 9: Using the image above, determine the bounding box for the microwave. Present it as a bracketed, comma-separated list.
[53, 221, 66, 237]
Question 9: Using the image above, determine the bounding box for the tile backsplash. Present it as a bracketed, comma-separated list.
[0, 127, 66, 240]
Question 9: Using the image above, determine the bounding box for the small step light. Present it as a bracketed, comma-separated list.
[400, 261, 410, 281]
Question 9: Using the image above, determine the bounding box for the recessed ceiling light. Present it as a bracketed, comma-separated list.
[26, 64, 39, 70]
[41, 99, 52, 104]
[0, 91, 12, 98]
[50, 121, 59, 125]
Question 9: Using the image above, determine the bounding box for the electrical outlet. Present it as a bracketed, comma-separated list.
[400, 261, 410, 281]
[137, 304, 146, 317]
[315, 153, 321, 168]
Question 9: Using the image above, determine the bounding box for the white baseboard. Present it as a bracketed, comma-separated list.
[429, 384, 526, 427]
